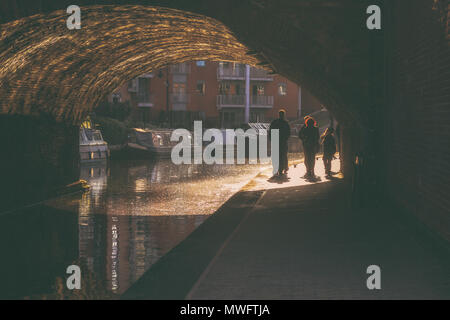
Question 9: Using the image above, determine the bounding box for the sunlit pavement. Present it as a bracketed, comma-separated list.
[125, 159, 450, 300]
[243, 156, 342, 191]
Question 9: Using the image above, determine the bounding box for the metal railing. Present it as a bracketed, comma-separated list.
[217, 66, 245, 79]
[217, 66, 272, 80]
[251, 95, 273, 107]
[216, 95, 274, 108]
[217, 95, 245, 108]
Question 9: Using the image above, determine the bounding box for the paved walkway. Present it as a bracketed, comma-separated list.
[124, 159, 450, 300]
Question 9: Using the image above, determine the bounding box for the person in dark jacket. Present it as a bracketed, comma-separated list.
[269, 109, 291, 175]
[298, 116, 320, 179]
[321, 127, 336, 177]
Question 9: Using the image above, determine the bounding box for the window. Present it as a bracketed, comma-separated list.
[219, 82, 231, 94]
[235, 84, 244, 95]
[93, 132, 102, 141]
[196, 61, 206, 67]
[252, 84, 265, 96]
[173, 83, 186, 94]
[278, 83, 287, 96]
[112, 92, 121, 103]
[138, 78, 150, 103]
[128, 78, 138, 92]
[196, 80, 205, 95]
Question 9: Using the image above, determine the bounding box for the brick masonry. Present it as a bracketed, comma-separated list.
[0, 115, 79, 212]
[386, 0, 450, 240]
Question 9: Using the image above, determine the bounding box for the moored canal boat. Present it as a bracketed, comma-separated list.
[126, 128, 180, 158]
[79, 118, 109, 163]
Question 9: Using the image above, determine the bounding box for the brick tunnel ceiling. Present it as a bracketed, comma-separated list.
[0, 5, 262, 123]
[0, 1, 374, 125]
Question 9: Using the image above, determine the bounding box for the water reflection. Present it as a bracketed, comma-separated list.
[71, 160, 265, 217]
[77, 211, 207, 296]
[0, 159, 264, 299]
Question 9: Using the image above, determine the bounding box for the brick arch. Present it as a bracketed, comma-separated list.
[0, 5, 262, 124]
[0, 1, 377, 128]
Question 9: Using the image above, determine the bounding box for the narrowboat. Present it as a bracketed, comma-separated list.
[79, 118, 109, 163]
[127, 128, 178, 158]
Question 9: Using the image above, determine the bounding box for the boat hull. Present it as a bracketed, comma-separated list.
[79, 143, 109, 162]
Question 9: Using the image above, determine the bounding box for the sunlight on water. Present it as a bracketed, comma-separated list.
[14, 159, 265, 299]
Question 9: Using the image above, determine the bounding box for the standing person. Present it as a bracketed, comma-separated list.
[269, 109, 291, 176]
[321, 127, 336, 177]
[299, 116, 320, 179]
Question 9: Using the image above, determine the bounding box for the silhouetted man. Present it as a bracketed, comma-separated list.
[269, 109, 291, 175]
[299, 116, 320, 179]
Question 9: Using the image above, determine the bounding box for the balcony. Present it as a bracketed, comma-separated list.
[137, 92, 153, 107]
[217, 66, 245, 80]
[170, 93, 189, 104]
[217, 95, 245, 108]
[250, 95, 273, 108]
[170, 63, 190, 74]
[217, 95, 273, 109]
[217, 65, 273, 81]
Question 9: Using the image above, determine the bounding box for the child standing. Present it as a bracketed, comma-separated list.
[321, 127, 336, 177]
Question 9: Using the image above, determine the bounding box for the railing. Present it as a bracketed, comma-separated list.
[217, 65, 272, 80]
[251, 95, 273, 107]
[216, 95, 274, 108]
[170, 63, 191, 74]
[171, 93, 189, 104]
[217, 95, 245, 108]
[217, 66, 245, 79]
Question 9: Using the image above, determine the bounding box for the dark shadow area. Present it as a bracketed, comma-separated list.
[267, 175, 291, 184]
[124, 179, 450, 299]
[0, 205, 78, 299]
[0, 201, 214, 299]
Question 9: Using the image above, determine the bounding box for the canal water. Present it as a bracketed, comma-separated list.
[0, 159, 267, 299]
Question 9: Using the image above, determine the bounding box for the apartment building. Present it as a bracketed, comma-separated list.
[108, 61, 323, 129]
